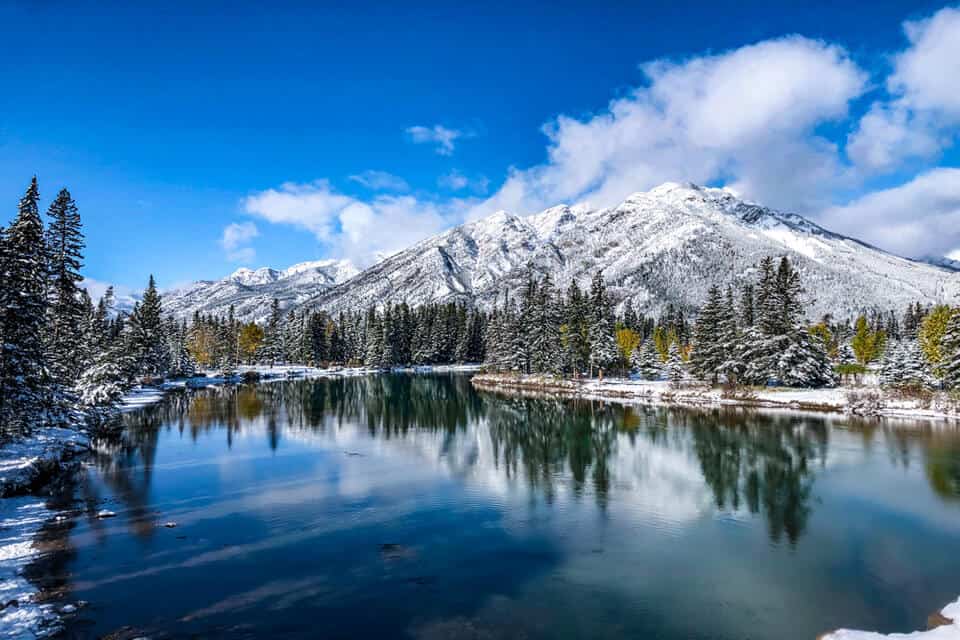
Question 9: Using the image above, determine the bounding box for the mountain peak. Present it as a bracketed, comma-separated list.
[648, 181, 704, 196]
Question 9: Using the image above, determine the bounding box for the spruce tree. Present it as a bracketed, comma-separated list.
[665, 343, 685, 388]
[631, 340, 662, 380]
[588, 271, 617, 375]
[45, 188, 86, 386]
[941, 310, 960, 390]
[691, 285, 724, 382]
[0, 178, 50, 434]
[128, 275, 169, 377]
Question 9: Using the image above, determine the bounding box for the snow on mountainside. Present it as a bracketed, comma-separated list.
[298, 182, 960, 320]
[163, 259, 357, 321]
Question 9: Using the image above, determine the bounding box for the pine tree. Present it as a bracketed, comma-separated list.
[777, 327, 837, 387]
[0, 178, 50, 434]
[716, 287, 744, 383]
[530, 274, 563, 374]
[740, 283, 755, 328]
[44, 188, 86, 386]
[588, 271, 617, 375]
[127, 275, 169, 377]
[691, 285, 724, 382]
[941, 310, 960, 390]
[880, 339, 936, 389]
[261, 298, 283, 366]
[631, 340, 662, 380]
[665, 342, 685, 388]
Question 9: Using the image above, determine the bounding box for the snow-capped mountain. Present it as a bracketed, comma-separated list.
[298, 182, 960, 320]
[163, 259, 358, 321]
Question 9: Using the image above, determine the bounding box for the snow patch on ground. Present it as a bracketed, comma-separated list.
[473, 374, 959, 422]
[0, 428, 89, 498]
[0, 498, 61, 638]
[821, 597, 960, 639]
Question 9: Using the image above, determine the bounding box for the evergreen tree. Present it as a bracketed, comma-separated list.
[0, 178, 50, 434]
[127, 275, 169, 377]
[941, 310, 960, 390]
[716, 287, 744, 383]
[588, 271, 617, 375]
[665, 343, 685, 388]
[261, 298, 283, 365]
[880, 340, 936, 389]
[691, 285, 724, 382]
[44, 188, 86, 385]
[631, 340, 662, 380]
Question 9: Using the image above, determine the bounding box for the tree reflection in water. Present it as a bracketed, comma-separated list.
[81, 375, 958, 551]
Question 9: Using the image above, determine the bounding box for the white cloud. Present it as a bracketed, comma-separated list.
[406, 124, 464, 155]
[221, 221, 259, 263]
[348, 170, 410, 192]
[244, 181, 466, 266]
[818, 168, 960, 259]
[468, 36, 866, 219]
[848, 6, 960, 171]
[245, 8, 960, 265]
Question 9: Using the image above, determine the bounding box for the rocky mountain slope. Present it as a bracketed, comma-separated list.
[163, 259, 357, 321]
[166, 183, 960, 321]
[303, 183, 960, 319]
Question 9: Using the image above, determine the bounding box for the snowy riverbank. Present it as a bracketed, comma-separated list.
[0, 427, 90, 637]
[471, 373, 960, 422]
[819, 596, 960, 639]
[0, 362, 484, 638]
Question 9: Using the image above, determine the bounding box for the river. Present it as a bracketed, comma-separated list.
[29, 373, 960, 639]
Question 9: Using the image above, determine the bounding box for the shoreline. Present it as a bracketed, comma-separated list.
[1, 366, 956, 639]
[470, 373, 960, 423]
[0, 363, 485, 638]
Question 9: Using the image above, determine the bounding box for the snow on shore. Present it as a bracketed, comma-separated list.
[820, 597, 960, 639]
[0, 498, 63, 638]
[472, 374, 960, 422]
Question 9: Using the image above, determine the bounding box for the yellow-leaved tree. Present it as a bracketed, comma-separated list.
[919, 305, 956, 375]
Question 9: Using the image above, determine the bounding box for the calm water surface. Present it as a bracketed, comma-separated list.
[37, 374, 960, 639]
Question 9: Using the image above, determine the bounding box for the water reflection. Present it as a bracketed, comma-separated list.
[88, 376, 956, 547]
[33, 374, 960, 639]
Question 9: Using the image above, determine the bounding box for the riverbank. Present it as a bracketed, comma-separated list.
[820, 596, 960, 639]
[0, 362, 484, 639]
[470, 373, 960, 422]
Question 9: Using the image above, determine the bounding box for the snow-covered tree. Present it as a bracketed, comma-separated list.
[0, 178, 50, 434]
[588, 271, 617, 374]
[44, 188, 86, 386]
[691, 285, 724, 382]
[127, 275, 169, 377]
[631, 340, 661, 380]
[880, 340, 936, 389]
[665, 343, 685, 388]
[941, 310, 960, 390]
[777, 327, 837, 388]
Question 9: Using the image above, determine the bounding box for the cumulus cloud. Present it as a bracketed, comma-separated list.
[848, 6, 960, 171]
[468, 35, 866, 219]
[246, 6, 960, 265]
[221, 221, 259, 263]
[348, 170, 410, 192]
[244, 181, 466, 266]
[406, 124, 464, 155]
[819, 168, 960, 259]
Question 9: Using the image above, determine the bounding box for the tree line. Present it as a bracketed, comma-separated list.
[3, 177, 960, 440]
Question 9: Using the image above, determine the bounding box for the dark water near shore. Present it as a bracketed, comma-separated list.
[36, 374, 960, 639]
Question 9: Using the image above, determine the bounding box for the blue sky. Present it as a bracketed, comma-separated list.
[1, 0, 958, 295]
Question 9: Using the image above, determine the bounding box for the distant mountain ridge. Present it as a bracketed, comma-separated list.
[164, 183, 960, 321]
[163, 259, 357, 321]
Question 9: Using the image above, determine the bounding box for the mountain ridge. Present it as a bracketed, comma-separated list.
[163, 183, 960, 321]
